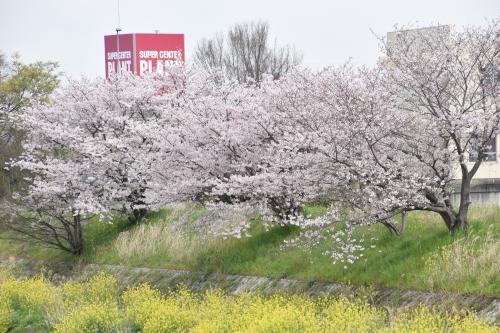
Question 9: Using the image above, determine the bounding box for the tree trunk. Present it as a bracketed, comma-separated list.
[381, 220, 403, 236]
[454, 171, 472, 233]
[128, 208, 148, 225]
[381, 210, 406, 236]
[436, 185, 470, 234]
[70, 214, 85, 255]
[434, 158, 475, 234]
[451, 207, 469, 233]
[438, 209, 457, 231]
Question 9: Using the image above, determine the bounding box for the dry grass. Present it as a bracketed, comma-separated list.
[468, 205, 497, 219]
[114, 207, 216, 263]
[423, 227, 499, 292]
[113, 203, 261, 265]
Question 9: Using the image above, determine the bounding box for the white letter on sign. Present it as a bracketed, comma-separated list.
[140, 60, 148, 75]
[108, 62, 115, 74]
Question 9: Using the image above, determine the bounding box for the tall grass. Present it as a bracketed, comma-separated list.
[423, 228, 499, 293]
[115, 222, 210, 264]
[114, 205, 218, 264]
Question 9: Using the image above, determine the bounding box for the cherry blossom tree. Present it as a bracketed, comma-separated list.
[5, 73, 183, 253]
[259, 21, 500, 235]
[375, 21, 500, 232]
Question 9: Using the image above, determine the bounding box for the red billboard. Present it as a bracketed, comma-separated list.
[104, 33, 184, 78]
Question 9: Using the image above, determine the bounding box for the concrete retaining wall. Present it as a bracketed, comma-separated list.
[451, 178, 500, 206]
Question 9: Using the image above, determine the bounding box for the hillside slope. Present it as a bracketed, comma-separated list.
[0, 205, 498, 296]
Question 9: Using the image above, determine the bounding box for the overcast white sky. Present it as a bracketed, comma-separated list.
[1, 0, 498, 78]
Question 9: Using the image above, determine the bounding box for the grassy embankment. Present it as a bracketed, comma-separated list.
[0, 204, 498, 296]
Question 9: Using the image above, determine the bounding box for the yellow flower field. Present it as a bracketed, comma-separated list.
[0, 270, 497, 333]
